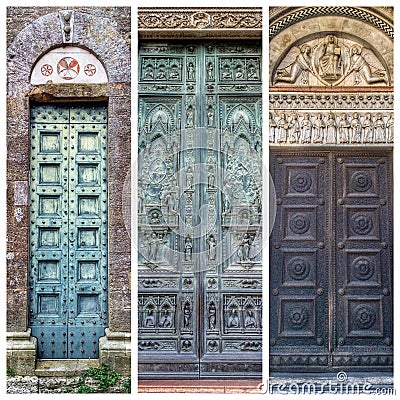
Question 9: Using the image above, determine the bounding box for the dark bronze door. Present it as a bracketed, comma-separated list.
[270, 150, 393, 372]
[138, 41, 262, 378]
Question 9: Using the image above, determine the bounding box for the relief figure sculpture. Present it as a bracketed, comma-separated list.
[312, 113, 325, 143]
[350, 113, 362, 143]
[317, 34, 342, 79]
[274, 44, 312, 85]
[348, 45, 388, 85]
[363, 113, 374, 143]
[208, 302, 217, 329]
[326, 113, 337, 144]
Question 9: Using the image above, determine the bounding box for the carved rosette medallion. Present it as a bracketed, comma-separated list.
[352, 256, 374, 281]
[353, 304, 376, 329]
[289, 213, 310, 235]
[287, 257, 311, 281]
[351, 213, 373, 236]
[287, 305, 309, 330]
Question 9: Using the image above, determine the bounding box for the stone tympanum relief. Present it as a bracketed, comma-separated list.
[273, 34, 390, 87]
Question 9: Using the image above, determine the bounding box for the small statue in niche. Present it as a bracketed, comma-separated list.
[300, 113, 312, 143]
[374, 113, 386, 143]
[238, 233, 253, 262]
[187, 62, 195, 80]
[208, 168, 215, 188]
[207, 234, 217, 261]
[222, 64, 232, 80]
[186, 106, 194, 128]
[143, 64, 154, 79]
[227, 307, 240, 328]
[222, 180, 232, 213]
[348, 45, 389, 85]
[288, 114, 301, 143]
[161, 184, 176, 212]
[274, 44, 312, 85]
[312, 113, 325, 143]
[235, 65, 244, 79]
[362, 113, 374, 143]
[276, 113, 289, 143]
[148, 232, 160, 261]
[186, 167, 193, 188]
[247, 64, 258, 80]
[207, 62, 214, 80]
[183, 302, 192, 328]
[138, 179, 145, 214]
[144, 309, 155, 327]
[244, 308, 257, 328]
[208, 301, 217, 329]
[325, 113, 337, 144]
[350, 112, 362, 143]
[184, 236, 193, 261]
[169, 65, 180, 80]
[207, 106, 214, 127]
[338, 113, 351, 143]
[159, 309, 172, 328]
[386, 114, 394, 143]
[156, 68, 166, 80]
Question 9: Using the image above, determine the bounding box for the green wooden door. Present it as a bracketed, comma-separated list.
[29, 103, 108, 359]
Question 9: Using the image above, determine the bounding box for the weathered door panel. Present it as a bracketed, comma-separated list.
[269, 150, 393, 372]
[138, 42, 262, 378]
[269, 152, 329, 371]
[29, 104, 108, 359]
[333, 153, 393, 369]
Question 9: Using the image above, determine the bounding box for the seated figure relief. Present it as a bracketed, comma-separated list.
[273, 34, 390, 87]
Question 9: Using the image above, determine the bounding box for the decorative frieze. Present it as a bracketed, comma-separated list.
[138, 8, 262, 30]
[269, 111, 393, 145]
[269, 93, 394, 110]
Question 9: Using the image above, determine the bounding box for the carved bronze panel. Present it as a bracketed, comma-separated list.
[270, 150, 392, 371]
[138, 41, 262, 378]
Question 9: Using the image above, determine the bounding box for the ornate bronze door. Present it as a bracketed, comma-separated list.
[270, 150, 393, 372]
[138, 42, 262, 378]
[29, 104, 108, 359]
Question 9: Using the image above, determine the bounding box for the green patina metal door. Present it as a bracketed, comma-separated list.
[29, 103, 108, 359]
[138, 42, 262, 378]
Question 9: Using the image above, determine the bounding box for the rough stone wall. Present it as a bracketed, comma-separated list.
[7, 7, 131, 333]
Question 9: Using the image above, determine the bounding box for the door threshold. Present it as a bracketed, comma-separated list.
[35, 359, 100, 377]
[138, 379, 262, 394]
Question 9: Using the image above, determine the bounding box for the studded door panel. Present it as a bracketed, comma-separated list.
[270, 152, 329, 370]
[29, 104, 108, 359]
[333, 154, 393, 369]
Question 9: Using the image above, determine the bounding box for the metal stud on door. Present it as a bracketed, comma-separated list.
[29, 104, 108, 359]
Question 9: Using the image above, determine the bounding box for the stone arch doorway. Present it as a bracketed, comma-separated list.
[269, 7, 393, 375]
[7, 7, 131, 374]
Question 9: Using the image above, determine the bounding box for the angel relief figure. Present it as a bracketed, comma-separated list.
[348, 45, 389, 85]
[274, 44, 312, 85]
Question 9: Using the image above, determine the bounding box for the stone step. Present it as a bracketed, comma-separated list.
[35, 359, 100, 377]
[138, 379, 262, 393]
